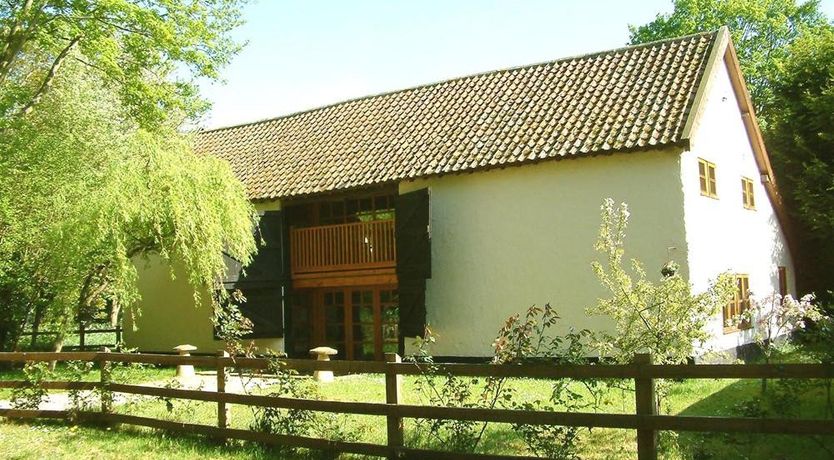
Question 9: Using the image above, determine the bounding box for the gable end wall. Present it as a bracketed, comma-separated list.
[682, 59, 796, 353]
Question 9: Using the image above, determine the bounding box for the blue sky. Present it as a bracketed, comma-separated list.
[198, 0, 834, 129]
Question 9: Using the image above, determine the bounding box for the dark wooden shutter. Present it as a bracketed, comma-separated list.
[396, 188, 431, 278]
[221, 210, 288, 338]
[395, 188, 431, 337]
[398, 279, 426, 338]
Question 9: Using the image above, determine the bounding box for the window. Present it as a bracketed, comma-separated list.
[290, 192, 396, 227]
[778, 266, 788, 297]
[698, 159, 718, 198]
[741, 177, 755, 209]
[724, 274, 751, 332]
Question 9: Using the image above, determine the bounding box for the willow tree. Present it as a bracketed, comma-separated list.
[0, 0, 256, 351]
[0, 59, 257, 351]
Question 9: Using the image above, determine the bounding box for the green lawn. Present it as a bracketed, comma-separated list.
[1, 366, 833, 459]
[0, 363, 173, 399]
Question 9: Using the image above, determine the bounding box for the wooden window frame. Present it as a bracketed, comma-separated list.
[698, 159, 718, 199]
[778, 266, 788, 298]
[723, 274, 751, 334]
[741, 177, 756, 210]
[309, 285, 398, 360]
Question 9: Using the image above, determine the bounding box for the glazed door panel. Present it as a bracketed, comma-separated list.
[304, 286, 398, 360]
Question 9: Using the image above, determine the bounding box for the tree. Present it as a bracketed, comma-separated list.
[0, 0, 256, 352]
[631, 1, 834, 301]
[766, 29, 834, 300]
[629, 0, 828, 122]
[0, 0, 245, 129]
[588, 199, 735, 365]
[588, 199, 735, 412]
[0, 61, 258, 350]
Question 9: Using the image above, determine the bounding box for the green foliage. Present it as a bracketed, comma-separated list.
[65, 360, 97, 419]
[766, 28, 834, 299]
[408, 327, 498, 453]
[589, 199, 735, 366]
[409, 305, 606, 458]
[0, 0, 247, 129]
[493, 304, 607, 460]
[629, 0, 829, 119]
[0, 0, 254, 350]
[0, 59, 258, 349]
[10, 361, 53, 409]
[248, 358, 357, 459]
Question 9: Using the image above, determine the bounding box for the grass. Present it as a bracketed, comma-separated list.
[1, 364, 833, 459]
[0, 363, 179, 399]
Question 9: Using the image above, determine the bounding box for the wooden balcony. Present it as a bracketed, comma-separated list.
[290, 220, 396, 277]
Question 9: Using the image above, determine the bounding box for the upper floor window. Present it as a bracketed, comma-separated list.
[287, 192, 396, 228]
[741, 177, 755, 209]
[724, 274, 751, 333]
[698, 159, 718, 198]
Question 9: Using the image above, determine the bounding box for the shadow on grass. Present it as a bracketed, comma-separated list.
[671, 378, 834, 460]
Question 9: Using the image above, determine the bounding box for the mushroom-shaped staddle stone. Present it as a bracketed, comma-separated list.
[173, 344, 198, 354]
[173, 344, 198, 380]
[309, 346, 338, 383]
[309, 346, 338, 359]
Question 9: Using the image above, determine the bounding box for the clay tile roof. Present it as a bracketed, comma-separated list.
[196, 30, 718, 201]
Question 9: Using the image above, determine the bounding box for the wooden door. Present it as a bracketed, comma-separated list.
[307, 286, 398, 360]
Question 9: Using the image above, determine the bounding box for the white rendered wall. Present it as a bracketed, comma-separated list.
[400, 150, 688, 357]
[124, 200, 284, 354]
[682, 61, 795, 353]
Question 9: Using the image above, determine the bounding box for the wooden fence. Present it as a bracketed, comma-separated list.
[17, 323, 122, 351]
[0, 351, 832, 460]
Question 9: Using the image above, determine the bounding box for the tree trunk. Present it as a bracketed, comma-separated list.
[108, 299, 120, 327]
[48, 333, 64, 372]
[29, 303, 45, 349]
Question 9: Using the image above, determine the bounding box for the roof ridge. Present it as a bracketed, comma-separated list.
[198, 29, 720, 135]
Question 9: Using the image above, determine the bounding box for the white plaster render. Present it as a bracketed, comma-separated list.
[682, 60, 795, 353]
[400, 149, 688, 357]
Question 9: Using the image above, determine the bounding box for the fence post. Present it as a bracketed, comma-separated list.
[385, 352, 403, 459]
[79, 322, 86, 351]
[217, 350, 230, 431]
[634, 353, 657, 460]
[100, 347, 112, 415]
[115, 325, 122, 348]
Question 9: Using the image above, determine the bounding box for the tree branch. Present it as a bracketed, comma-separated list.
[0, 0, 36, 84]
[15, 35, 80, 117]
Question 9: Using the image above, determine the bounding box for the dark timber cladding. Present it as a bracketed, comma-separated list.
[396, 188, 431, 338]
[221, 210, 288, 338]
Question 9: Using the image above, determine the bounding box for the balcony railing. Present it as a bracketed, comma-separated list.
[290, 219, 396, 276]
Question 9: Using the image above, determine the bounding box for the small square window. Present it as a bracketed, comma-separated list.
[698, 159, 718, 198]
[741, 177, 755, 209]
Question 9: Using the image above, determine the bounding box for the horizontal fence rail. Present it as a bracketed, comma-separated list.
[18, 324, 123, 351]
[0, 352, 832, 460]
[290, 219, 396, 275]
